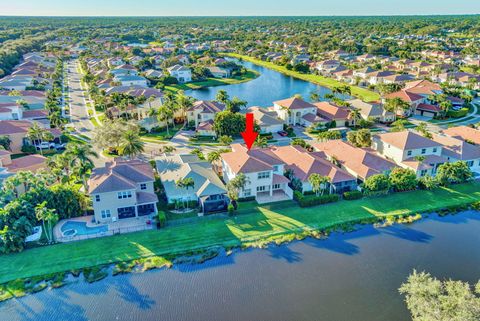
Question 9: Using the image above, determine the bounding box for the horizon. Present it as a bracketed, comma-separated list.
[3, 0, 480, 17]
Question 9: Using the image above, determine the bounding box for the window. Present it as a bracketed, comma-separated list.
[433, 147, 437, 153]
[117, 191, 133, 199]
[95, 195, 100, 202]
[257, 171, 270, 179]
[420, 170, 428, 177]
[273, 165, 279, 172]
[140, 183, 147, 190]
[101, 210, 111, 219]
[243, 189, 251, 197]
[467, 161, 474, 167]
[273, 184, 281, 190]
[256, 186, 266, 192]
[407, 150, 412, 156]
[421, 149, 426, 154]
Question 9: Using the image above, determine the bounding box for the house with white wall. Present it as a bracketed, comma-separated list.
[167, 65, 192, 83]
[272, 97, 317, 126]
[88, 159, 158, 223]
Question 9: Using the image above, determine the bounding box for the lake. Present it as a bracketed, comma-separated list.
[1, 211, 480, 321]
[186, 60, 348, 107]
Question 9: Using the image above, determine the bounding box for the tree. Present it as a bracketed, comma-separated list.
[215, 90, 229, 104]
[227, 96, 247, 113]
[436, 161, 473, 185]
[190, 148, 205, 160]
[384, 97, 410, 116]
[213, 111, 246, 137]
[226, 173, 248, 207]
[415, 122, 432, 139]
[310, 91, 320, 102]
[347, 129, 371, 147]
[418, 175, 439, 190]
[399, 270, 480, 321]
[26, 122, 54, 155]
[175, 90, 193, 125]
[389, 167, 418, 192]
[308, 173, 330, 196]
[317, 130, 341, 142]
[0, 135, 11, 150]
[390, 119, 409, 132]
[349, 108, 362, 128]
[254, 136, 268, 148]
[157, 103, 174, 136]
[218, 135, 233, 146]
[48, 110, 65, 129]
[175, 178, 195, 210]
[119, 130, 145, 158]
[207, 150, 222, 174]
[35, 201, 58, 243]
[362, 174, 390, 195]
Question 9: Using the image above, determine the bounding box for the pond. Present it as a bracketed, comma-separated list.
[1, 211, 480, 321]
[186, 59, 350, 107]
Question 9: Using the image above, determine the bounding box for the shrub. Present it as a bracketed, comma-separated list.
[343, 190, 363, 200]
[238, 196, 256, 202]
[21, 145, 36, 154]
[227, 204, 235, 216]
[157, 211, 166, 228]
[447, 107, 468, 118]
[296, 194, 339, 207]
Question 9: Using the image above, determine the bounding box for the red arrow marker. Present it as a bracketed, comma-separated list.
[241, 113, 258, 151]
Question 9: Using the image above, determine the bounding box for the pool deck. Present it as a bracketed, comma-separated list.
[54, 215, 156, 242]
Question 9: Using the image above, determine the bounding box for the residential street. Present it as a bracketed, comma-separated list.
[67, 60, 95, 138]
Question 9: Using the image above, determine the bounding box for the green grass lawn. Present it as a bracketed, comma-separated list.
[0, 182, 479, 284]
[168, 69, 259, 91]
[225, 53, 380, 102]
[140, 124, 183, 142]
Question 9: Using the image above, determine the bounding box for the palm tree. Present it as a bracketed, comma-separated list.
[308, 173, 330, 196]
[439, 100, 453, 117]
[73, 161, 94, 192]
[207, 150, 222, 174]
[119, 130, 145, 158]
[226, 173, 248, 208]
[227, 96, 247, 113]
[310, 91, 320, 102]
[175, 90, 193, 126]
[175, 177, 195, 210]
[66, 143, 98, 167]
[254, 136, 268, 148]
[26, 122, 53, 155]
[384, 97, 410, 116]
[35, 201, 58, 243]
[16, 99, 29, 110]
[349, 108, 362, 128]
[49, 110, 65, 129]
[215, 90, 229, 104]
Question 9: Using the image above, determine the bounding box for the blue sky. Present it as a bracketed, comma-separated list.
[2, 0, 480, 16]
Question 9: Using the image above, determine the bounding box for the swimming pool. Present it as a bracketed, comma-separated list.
[60, 221, 108, 237]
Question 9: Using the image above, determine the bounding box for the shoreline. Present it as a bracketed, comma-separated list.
[224, 53, 380, 102]
[0, 206, 478, 303]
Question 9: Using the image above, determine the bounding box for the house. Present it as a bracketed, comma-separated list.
[113, 74, 148, 87]
[383, 74, 415, 84]
[312, 140, 396, 182]
[366, 71, 395, 85]
[0, 76, 34, 91]
[106, 57, 124, 68]
[404, 80, 443, 97]
[442, 126, 480, 145]
[0, 120, 61, 153]
[88, 159, 158, 223]
[316, 60, 342, 73]
[221, 144, 357, 203]
[372, 131, 446, 177]
[353, 67, 375, 80]
[272, 97, 317, 126]
[314, 102, 351, 127]
[187, 100, 226, 128]
[327, 49, 350, 60]
[144, 69, 164, 79]
[383, 90, 425, 116]
[431, 133, 480, 174]
[0, 150, 47, 174]
[156, 154, 228, 214]
[348, 99, 396, 123]
[207, 66, 230, 78]
[167, 65, 192, 83]
[247, 106, 284, 134]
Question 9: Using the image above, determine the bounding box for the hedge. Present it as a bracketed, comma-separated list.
[294, 192, 340, 207]
[157, 211, 166, 228]
[447, 107, 469, 118]
[343, 190, 363, 200]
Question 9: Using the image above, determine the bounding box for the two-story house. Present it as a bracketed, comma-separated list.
[348, 99, 396, 123]
[87, 159, 158, 223]
[187, 100, 226, 136]
[372, 131, 446, 177]
[431, 133, 480, 175]
[272, 97, 318, 126]
[167, 65, 192, 83]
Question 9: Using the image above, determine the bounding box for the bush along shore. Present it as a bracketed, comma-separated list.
[1, 200, 479, 303]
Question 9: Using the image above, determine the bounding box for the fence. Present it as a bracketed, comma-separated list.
[56, 223, 155, 243]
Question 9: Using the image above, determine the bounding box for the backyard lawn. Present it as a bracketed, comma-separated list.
[167, 70, 259, 92]
[0, 181, 479, 283]
[225, 53, 381, 102]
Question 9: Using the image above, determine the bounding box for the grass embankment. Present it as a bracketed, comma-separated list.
[0, 181, 479, 286]
[166, 69, 259, 92]
[225, 53, 380, 102]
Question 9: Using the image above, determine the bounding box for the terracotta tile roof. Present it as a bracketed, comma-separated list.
[273, 97, 316, 110]
[442, 126, 480, 145]
[312, 140, 396, 180]
[5, 154, 47, 172]
[22, 109, 49, 119]
[197, 119, 214, 131]
[385, 90, 424, 103]
[88, 158, 155, 194]
[402, 154, 447, 171]
[404, 80, 442, 96]
[431, 133, 480, 161]
[416, 103, 441, 113]
[314, 102, 350, 120]
[374, 131, 441, 150]
[188, 100, 225, 113]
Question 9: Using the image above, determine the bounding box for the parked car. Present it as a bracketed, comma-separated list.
[277, 130, 288, 137]
[35, 142, 55, 150]
[55, 143, 67, 151]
